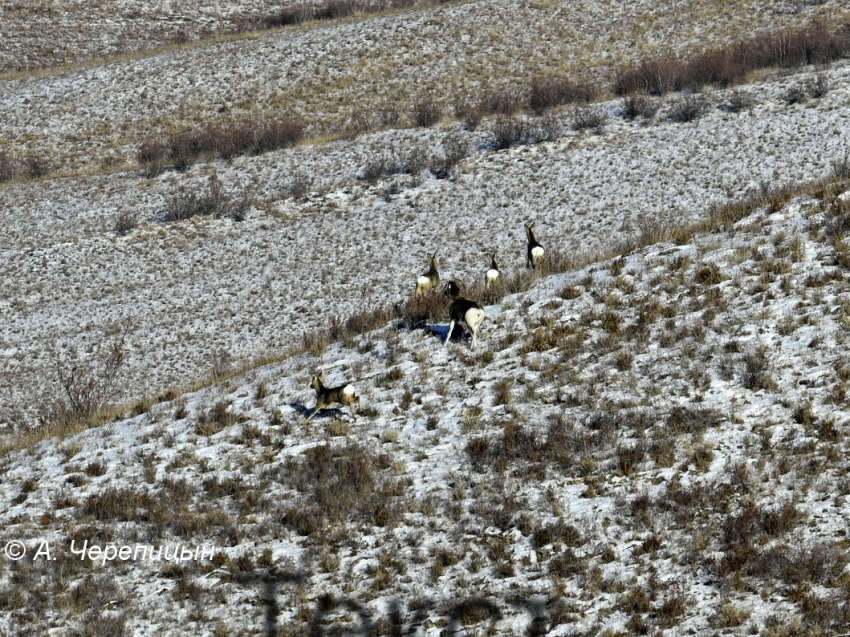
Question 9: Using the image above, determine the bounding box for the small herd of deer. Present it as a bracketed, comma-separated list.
[306, 223, 545, 421]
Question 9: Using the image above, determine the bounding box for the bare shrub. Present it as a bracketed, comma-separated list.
[262, 3, 315, 26]
[428, 132, 470, 178]
[317, 0, 358, 19]
[163, 174, 228, 221]
[136, 138, 169, 176]
[0, 151, 17, 182]
[411, 95, 442, 128]
[529, 76, 596, 114]
[262, 0, 359, 25]
[614, 56, 685, 95]
[808, 73, 830, 98]
[112, 210, 138, 235]
[532, 520, 583, 548]
[612, 21, 850, 100]
[723, 90, 754, 113]
[21, 151, 51, 179]
[283, 170, 312, 200]
[81, 486, 162, 522]
[160, 115, 304, 172]
[666, 405, 722, 435]
[453, 98, 486, 131]
[570, 106, 608, 132]
[359, 151, 412, 182]
[536, 111, 564, 141]
[490, 116, 534, 149]
[741, 345, 775, 391]
[693, 262, 725, 285]
[279, 443, 396, 532]
[39, 335, 125, 431]
[251, 116, 305, 155]
[668, 95, 710, 122]
[477, 89, 525, 116]
[830, 152, 850, 179]
[622, 94, 659, 120]
[784, 83, 808, 105]
[679, 48, 747, 89]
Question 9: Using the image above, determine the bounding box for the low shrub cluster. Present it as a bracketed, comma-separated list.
[138, 115, 304, 175]
[260, 0, 417, 28]
[162, 173, 252, 222]
[0, 149, 53, 182]
[278, 443, 401, 534]
[614, 21, 850, 96]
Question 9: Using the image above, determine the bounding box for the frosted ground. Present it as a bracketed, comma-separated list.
[1, 0, 848, 422]
[2, 0, 850, 634]
[3, 187, 850, 635]
[2, 58, 850, 425]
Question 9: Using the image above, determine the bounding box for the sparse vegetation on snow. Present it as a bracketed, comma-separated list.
[3, 0, 850, 635]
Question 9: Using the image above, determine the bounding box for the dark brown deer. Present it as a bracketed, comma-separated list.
[525, 222, 545, 270]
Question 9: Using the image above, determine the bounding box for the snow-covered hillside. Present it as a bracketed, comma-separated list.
[2, 182, 850, 635]
[4, 1, 850, 634]
[3, 59, 850, 427]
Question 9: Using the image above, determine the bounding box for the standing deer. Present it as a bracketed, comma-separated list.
[526, 222, 545, 270]
[443, 282, 487, 349]
[413, 251, 440, 298]
[485, 252, 501, 289]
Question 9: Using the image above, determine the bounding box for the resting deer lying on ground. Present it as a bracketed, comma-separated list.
[526, 222, 545, 270]
[413, 251, 440, 298]
[305, 373, 360, 422]
[443, 280, 487, 349]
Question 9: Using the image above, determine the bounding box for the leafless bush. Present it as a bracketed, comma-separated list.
[532, 520, 583, 548]
[723, 90, 754, 113]
[477, 89, 525, 116]
[262, 0, 360, 26]
[136, 138, 169, 176]
[316, 0, 358, 19]
[741, 345, 776, 391]
[490, 116, 535, 149]
[283, 170, 312, 200]
[279, 444, 397, 533]
[454, 98, 486, 131]
[250, 117, 306, 155]
[570, 106, 608, 132]
[613, 21, 850, 98]
[149, 115, 305, 173]
[808, 73, 830, 98]
[359, 151, 413, 182]
[262, 3, 315, 26]
[830, 152, 850, 179]
[112, 210, 138, 235]
[428, 133, 470, 178]
[81, 486, 162, 522]
[621, 94, 659, 120]
[39, 335, 125, 431]
[536, 111, 564, 141]
[783, 83, 808, 105]
[668, 95, 710, 122]
[0, 151, 17, 182]
[614, 57, 685, 95]
[163, 173, 230, 221]
[21, 151, 51, 179]
[666, 405, 722, 435]
[411, 95, 442, 128]
[529, 76, 596, 114]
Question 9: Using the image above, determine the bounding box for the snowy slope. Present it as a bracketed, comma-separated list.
[2, 184, 850, 635]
